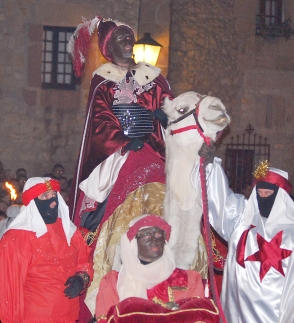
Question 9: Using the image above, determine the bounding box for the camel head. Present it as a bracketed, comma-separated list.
[163, 91, 231, 141]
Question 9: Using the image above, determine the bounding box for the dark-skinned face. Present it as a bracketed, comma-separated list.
[136, 226, 165, 263]
[52, 166, 64, 179]
[109, 28, 135, 64]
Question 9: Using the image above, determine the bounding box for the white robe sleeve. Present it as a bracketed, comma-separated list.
[191, 157, 246, 242]
[79, 149, 129, 203]
[278, 252, 294, 323]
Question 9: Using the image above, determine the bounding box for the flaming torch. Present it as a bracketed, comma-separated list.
[5, 182, 17, 201]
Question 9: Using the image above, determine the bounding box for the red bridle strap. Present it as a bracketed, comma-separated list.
[170, 121, 211, 146]
[169, 95, 211, 145]
[170, 125, 198, 135]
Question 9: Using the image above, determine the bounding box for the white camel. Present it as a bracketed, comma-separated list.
[162, 91, 231, 270]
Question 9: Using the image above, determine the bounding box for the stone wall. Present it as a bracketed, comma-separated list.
[169, 0, 294, 184]
[1, 0, 293, 185]
[138, 0, 171, 77]
[0, 0, 170, 179]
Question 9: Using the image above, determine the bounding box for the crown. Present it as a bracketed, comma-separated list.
[253, 160, 270, 180]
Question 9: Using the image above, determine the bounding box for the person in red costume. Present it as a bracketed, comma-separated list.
[95, 214, 219, 323]
[67, 17, 173, 320]
[68, 17, 173, 230]
[0, 177, 93, 323]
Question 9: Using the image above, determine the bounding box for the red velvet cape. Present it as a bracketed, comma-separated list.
[107, 297, 219, 323]
[96, 269, 206, 322]
[69, 71, 173, 222]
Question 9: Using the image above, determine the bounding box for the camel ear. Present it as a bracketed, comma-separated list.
[208, 91, 215, 97]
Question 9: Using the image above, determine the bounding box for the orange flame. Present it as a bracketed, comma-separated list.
[5, 182, 17, 200]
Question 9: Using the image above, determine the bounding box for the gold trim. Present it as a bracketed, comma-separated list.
[84, 229, 99, 246]
[106, 314, 114, 323]
[168, 285, 174, 302]
[190, 234, 208, 279]
[210, 228, 226, 264]
[113, 298, 219, 318]
[153, 296, 166, 307]
[168, 286, 188, 302]
[44, 180, 52, 191]
[97, 314, 107, 322]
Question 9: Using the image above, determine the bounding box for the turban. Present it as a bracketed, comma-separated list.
[67, 16, 134, 77]
[22, 177, 61, 206]
[118, 214, 175, 301]
[98, 19, 135, 62]
[253, 163, 292, 194]
[127, 214, 171, 241]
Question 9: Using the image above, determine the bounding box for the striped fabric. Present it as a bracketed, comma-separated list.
[112, 104, 154, 138]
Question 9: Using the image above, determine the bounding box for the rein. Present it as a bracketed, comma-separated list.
[170, 109, 204, 136]
[169, 108, 195, 125]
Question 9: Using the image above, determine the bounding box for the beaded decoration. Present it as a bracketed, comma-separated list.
[45, 180, 52, 191]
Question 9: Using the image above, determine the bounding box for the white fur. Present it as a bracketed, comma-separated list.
[93, 62, 161, 85]
[163, 91, 230, 269]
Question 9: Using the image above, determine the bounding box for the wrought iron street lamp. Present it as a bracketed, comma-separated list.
[133, 32, 162, 66]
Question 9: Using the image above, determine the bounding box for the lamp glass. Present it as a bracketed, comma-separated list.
[133, 44, 161, 66]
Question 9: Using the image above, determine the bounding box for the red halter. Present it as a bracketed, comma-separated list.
[169, 95, 211, 145]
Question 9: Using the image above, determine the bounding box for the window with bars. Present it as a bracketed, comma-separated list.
[256, 0, 283, 34]
[42, 26, 78, 90]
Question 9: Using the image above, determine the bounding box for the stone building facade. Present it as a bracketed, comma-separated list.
[0, 0, 293, 186]
[0, 0, 170, 178]
[169, 0, 294, 185]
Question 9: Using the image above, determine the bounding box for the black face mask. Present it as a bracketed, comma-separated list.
[34, 196, 59, 224]
[256, 181, 278, 218]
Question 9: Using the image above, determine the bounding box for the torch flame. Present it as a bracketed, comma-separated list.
[5, 182, 17, 201]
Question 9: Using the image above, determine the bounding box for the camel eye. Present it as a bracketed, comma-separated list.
[178, 106, 189, 114]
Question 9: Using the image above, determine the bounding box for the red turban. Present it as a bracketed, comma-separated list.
[253, 169, 292, 194]
[22, 178, 61, 206]
[127, 214, 172, 242]
[98, 20, 134, 62]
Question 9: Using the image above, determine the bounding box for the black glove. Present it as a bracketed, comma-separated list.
[198, 141, 216, 167]
[150, 109, 168, 128]
[64, 275, 84, 299]
[123, 138, 144, 152]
